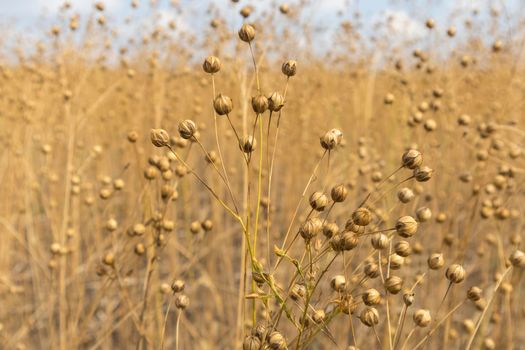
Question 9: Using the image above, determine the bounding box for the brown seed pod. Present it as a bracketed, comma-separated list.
[389, 254, 405, 270]
[446, 264, 466, 283]
[268, 92, 285, 112]
[320, 128, 343, 150]
[509, 250, 525, 267]
[413, 309, 431, 327]
[359, 307, 379, 327]
[243, 335, 261, 350]
[403, 293, 415, 306]
[279, 4, 290, 14]
[300, 218, 323, 241]
[201, 219, 213, 232]
[397, 187, 415, 203]
[331, 184, 348, 202]
[282, 60, 297, 77]
[102, 252, 115, 266]
[239, 135, 257, 153]
[330, 275, 346, 292]
[396, 216, 418, 237]
[134, 243, 145, 256]
[402, 149, 423, 169]
[416, 207, 432, 222]
[202, 55, 221, 74]
[175, 294, 189, 309]
[322, 222, 339, 238]
[150, 128, 169, 147]
[371, 233, 389, 250]
[312, 309, 325, 324]
[362, 288, 381, 306]
[352, 207, 372, 226]
[309, 191, 328, 211]
[414, 166, 434, 182]
[171, 280, 185, 293]
[447, 26, 456, 37]
[178, 120, 197, 140]
[291, 284, 306, 300]
[467, 286, 482, 301]
[364, 261, 380, 278]
[127, 131, 138, 143]
[395, 241, 412, 257]
[384, 93, 395, 104]
[385, 275, 404, 294]
[238, 24, 255, 42]
[213, 93, 233, 115]
[340, 232, 359, 251]
[268, 331, 286, 349]
[252, 94, 269, 114]
[428, 253, 444, 270]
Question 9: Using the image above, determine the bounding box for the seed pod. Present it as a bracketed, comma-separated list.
[340, 295, 357, 315]
[395, 241, 412, 257]
[371, 234, 389, 250]
[345, 220, 365, 234]
[352, 207, 372, 226]
[340, 232, 359, 250]
[127, 131, 138, 142]
[359, 307, 379, 327]
[414, 166, 434, 182]
[213, 93, 233, 115]
[403, 293, 414, 306]
[239, 135, 257, 153]
[402, 149, 422, 169]
[428, 253, 444, 269]
[362, 288, 381, 306]
[331, 184, 348, 202]
[239, 5, 252, 18]
[398, 187, 415, 203]
[251, 324, 267, 340]
[446, 264, 466, 283]
[150, 128, 169, 147]
[252, 94, 269, 114]
[106, 218, 118, 231]
[175, 294, 189, 309]
[320, 128, 343, 150]
[299, 218, 323, 241]
[458, 114, 471, 126]
[509, 250, 525, 267]
[322, 222, 339, 238]
[103, 252, 115, 266]
[291, 284, 306, 300]
[178, 120, 197, 139]
[416, 207, 432, 222]
[312, 309, 325, 324]
[390, 254, 405, 270]
[171, 280, 185, 293]
[330, 275, 346, 292]
[201, 219, 213, 231]
[282, 60, 297, 76]
[238, 24, 255, 42]
[309, 191, 328, 211]
[467, 286, 482, 301]
[268, 331, 286, 349]
[279, 4, 290, 14]
[384, 93, 395, 104]
[134, 243, 145, 255]
[447, 26, 456, 36]
[243, 335, 261, 350]
[385, 276, 403, 294]
[364, 261, 380, 278]
[396, 216, 418, 237]
[413, 309, 431, 327]
[268, 91, 285, 112]
[202, 55, 221, 74]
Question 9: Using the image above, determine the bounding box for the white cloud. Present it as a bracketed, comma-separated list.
[376, 10, 426, 42]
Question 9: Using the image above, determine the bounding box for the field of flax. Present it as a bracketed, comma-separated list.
[1, 1, 525, 349]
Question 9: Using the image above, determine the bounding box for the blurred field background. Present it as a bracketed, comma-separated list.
[1, 1, 525, 349]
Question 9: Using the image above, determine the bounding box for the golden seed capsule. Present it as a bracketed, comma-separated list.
[396, 216, 418, 237]
[428, 253, 444, 270]
[178, 119, 197, 140]
[150, 128, 169, 147]
[359, 307, 379, 327]
[402, 149, 422, 169]
[202, 55, 221, 74]
[446, 264, 466, 283]
[362, 288, 381, 306]
[251, 94, 269, 114]
[213, 93, 233, 115]
[331, 184, 348, 202]
[282, 60, 297, 76]
[238, 24, 255, 42]
[413, 309, 431, 327]
[352, 207, 372, 226]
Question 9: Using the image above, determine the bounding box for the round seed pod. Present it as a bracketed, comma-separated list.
[127, 131, 138, 143]
[425, 18, 435, 29]
[403, 293, 414, 306]
[175, 294, 189, 309]
[428, 253, 444, 270]
[340, 295, 357, 315]
[364, 261, 380, 278]
[397, 187, 415, 203]
[402, 149, 422, 169]
[238, 24, 255, 42]
[309, 191, 329, 211]
[413, 309, 431, 327]
[251, 324, 267, 340]
[279, 4, 290, 14]
[322, 222, 339, 238]
[132, 223, 146, 236]
[483, 338, 496, 350]
[396, 216, 418, 237]
[467, 286, 482, 301]
[239, 5, 252, 18]
[359, 307, 379, 327]
[446, 264, 466, 283]
[384, 93, 395, 104]
[320, 128, 343, 150]
[150, 128, 169, 147]
[300, 218, 323, 241]
[362, 288, 381, 306]
[416, 207, 432, 222]
[509, 250, 525, 267]
[352, 207, 372, 226]
[371, 234, 389, 250]
[395, 241, 412, 257]
[385, 276, 403, 294]
[178, 120, 197, 139]
[202, 55, 221, 74]
[268, 92, 285, 112]
[331, 184, 348, 202]
[113, 178, 125, 190]
[447, 26, 456, 36]
[252, 94, 269, 114]
[239, 135, 257, 153]
[201, 219, 213, 231]
[268, 331, 286, 349]
[389, 254, 405, 270]
[106, 218, 118, 231]
[330, 275, 346, 292]
[243, 335, 261, 350]
[291, 284, 306, 300]
[345, 220, 365, 234]
[312, 309, 326, 324]
[171, 280, 185, 293]
[414, 166, 434, 182]
[213, 94, 233, 115]
[102, 252, 115, 266]
[282, 60, 297, 77]
[340, 232, 359, 250]
[329, 235, 343, 251]
[190, 221, 201, 235]
[134, 243, 145, 255]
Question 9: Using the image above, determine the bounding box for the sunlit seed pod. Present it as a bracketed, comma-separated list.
[175, 295, 189, 309]
[340, 295, 357, 315]
[50, 243, 61, 255]
[190, 221, 201, 234]
[106, 218, 118, 231]
[413, 309, 431, 327]
[340, 232, 359, 251]
[359, 307, 379, 327]
[239, 135, 257, 154]
[251, 323, 267, 340]
[402, 149, 422, 169]
[389, 254, 404, 270]
[423, 119, 437, 131]
[364, 261, 380, 278]
[134, 243, 145, 256]
[463, 319, 475, 333]
[267, 331, 286, 350]
[403, 293, 414, 306]
[385, 275, 403, 294]
[320, 128, 343, 150]
[509, 250, 525, 268]
[446, 264, 466, 283]
[416, 207, 432, 222]
[102, 252, 115, 266]
[425, 18, 435, 29]
[252, 94, 269, 114]
[447, 26, 456, 37]
[395, 241, 412, 257]
[291, 284, 306, 300]
[309, 191, 328, 211]
[213, 94, 233, 115]
[311, 309, 325, 324]
[467, 286, 482, 301]
[330, 275, 346, 292]
[162, 220, 174, 232]
[178, 120, 197, 140]
[279, 4, 290, 14]
[458, 114, 471, 126]
[483, 338, 496, 350]
[239, 5, 252, 18]
[113, 178, 125, 190]
[201, 219, 213, 232]
[175, 165, 187, 177]
[345, 220, 365, 234]
[160, 283, 171, 294]
[171, 280, 185, 293]
[362, 288, 381, 306]
[397, 187, 414, 203]
[331, 184, 348, 202]
[414, 166, 433, 182]
[352, 207, 372, 226]
[238, 24, 255, 42]
[202, 55, 221, 74]
[371, 233, 389, 250]
[322, 222, 339, 238]
[428, 253, 444, 270]
[243, 335, 260, 350]
[396, 216, 418, 237]
[492, 40, 503, 52]
[150, 129, 169, 147]
[300, 217, 323, 241]
[384, 93, 395, 104]
[282, 60, 297, 77]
